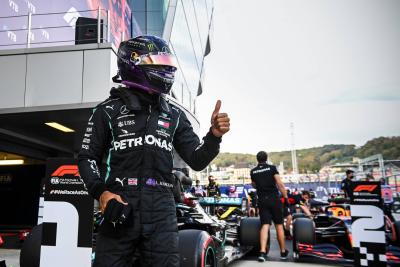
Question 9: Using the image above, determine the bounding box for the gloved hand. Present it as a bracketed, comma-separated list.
[103, 198, 133, 226]
[99, 190, 128, 213]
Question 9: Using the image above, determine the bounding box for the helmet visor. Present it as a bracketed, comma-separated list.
[131, 53, 177, 69]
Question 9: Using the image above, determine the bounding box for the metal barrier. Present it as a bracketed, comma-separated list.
[0, 7, 127, 49]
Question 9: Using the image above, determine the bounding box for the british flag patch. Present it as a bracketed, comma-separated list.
[158, 120, 170, 129]
[128, 178, 138, 185]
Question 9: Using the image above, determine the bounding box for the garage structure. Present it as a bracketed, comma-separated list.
[0, 0, 214, 237]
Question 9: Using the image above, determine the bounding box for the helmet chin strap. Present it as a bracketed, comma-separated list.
[113, 72, 156, 94]
[121, 80, 160, 95]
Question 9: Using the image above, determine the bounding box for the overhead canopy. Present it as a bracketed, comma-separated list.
[0, 108, 91, 160]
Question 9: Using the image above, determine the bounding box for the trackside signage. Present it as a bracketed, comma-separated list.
[40, 158, 93, 267]
[350, 181, 386, 267]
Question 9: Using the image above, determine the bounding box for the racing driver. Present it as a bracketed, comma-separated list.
[78, 35, 230, 267]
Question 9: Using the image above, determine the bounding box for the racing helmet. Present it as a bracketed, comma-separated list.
[116, 35, 177, 94]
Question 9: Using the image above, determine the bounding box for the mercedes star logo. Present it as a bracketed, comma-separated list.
[120, 105, 129, 115]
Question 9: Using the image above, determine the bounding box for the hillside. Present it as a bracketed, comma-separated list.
[211, 136, 400, 171]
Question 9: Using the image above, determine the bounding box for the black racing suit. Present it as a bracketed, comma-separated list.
[78, 87, 221, 267]
[206, 183, 220, 197]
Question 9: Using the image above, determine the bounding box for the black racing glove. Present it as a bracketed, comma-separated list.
[103, 199, 133, 226]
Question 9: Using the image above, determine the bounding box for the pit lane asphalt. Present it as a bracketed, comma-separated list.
[0, 228, 338, 267]
[229, 226, 336, 267]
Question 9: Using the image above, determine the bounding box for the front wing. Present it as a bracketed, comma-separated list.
[297, 243, 400, 266]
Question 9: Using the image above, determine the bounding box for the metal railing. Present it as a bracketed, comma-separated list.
[0, 7, 127, 49]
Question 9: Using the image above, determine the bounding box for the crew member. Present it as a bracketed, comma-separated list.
[251, 151, 289, 262]
[341, 169, 355, 198]
[282, 189, 294, 239]
[381, 178, 395, 222]
[299, 190, 312, 217]
[206, 175, 221, 197]
[78, 35, 230, 267]
[191, 180, 206, 197]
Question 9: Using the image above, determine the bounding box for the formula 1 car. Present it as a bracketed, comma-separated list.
[177, 193, 256, 266]
[0, 226, 30, 248]
[19, 172, 258, 267]
[291, 198, 400, 266]
[198, 196, 247, 221]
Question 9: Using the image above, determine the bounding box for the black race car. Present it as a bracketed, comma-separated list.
[19, 172, 258, 267]
[291, 198, 400, 266]
[176, 193, 255, 266]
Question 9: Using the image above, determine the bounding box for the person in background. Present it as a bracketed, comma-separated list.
[228, 185, 239, 197]
[341, 169, 355, 199]
[381, 178, 395, 222]
[282, 189, 294, 240]
[206, 175, 221, 197]
[366, 173, 374, 182]
[299, 190, 312, 217]
[248, 189, 259, 217]
[250, 151, 289, 262]
[190, 180, 206, 197]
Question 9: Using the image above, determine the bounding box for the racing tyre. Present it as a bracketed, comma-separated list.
[239, 217, 260, 247]
[239, 217, 270, 254]
[20, 224, 42, 267]
[394, 221, 400, 245]
[293, 218, 315, 259]
[179, 230, 216, 267]
[292, 213, 308, 220]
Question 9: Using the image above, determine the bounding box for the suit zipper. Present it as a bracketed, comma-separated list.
[139, 104, 152, 210]
[147, 105, 152, 123]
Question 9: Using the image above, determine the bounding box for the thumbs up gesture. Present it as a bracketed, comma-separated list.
[210, 100, 230, 137]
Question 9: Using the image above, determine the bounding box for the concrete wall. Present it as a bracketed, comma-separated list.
[0, 43, 118, 112]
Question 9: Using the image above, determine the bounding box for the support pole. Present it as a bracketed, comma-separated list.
[107, 10, 110, 42]
[26, 13, 32, 48]
[97, 7, 101, 44]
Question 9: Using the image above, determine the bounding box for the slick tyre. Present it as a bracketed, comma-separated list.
[239, 217, 260, 247]
[179, 230, 216, 267]
[293, 218, 315, 259]
[292, 213, 308, 220]
[394, 221, 400, 245]
[20, 224, 42, 267]
[239, 217, 270, 253]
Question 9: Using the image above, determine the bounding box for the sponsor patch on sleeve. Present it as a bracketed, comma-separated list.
[158, 120, 170, 129]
